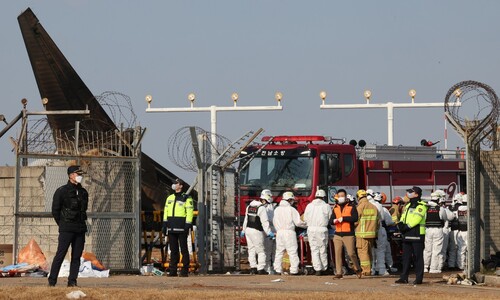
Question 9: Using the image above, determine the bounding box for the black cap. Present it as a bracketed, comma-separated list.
[406, 186, 422, 196]
[175, 178, 184, 185]
[67, 165, 83, 175]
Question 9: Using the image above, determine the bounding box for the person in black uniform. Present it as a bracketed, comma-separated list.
[48, 166, 88, 287]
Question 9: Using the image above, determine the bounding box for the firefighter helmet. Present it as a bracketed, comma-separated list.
[453, 193, 463, 204]
[430, 189, 446, 202]
[380, 192, 387, 204]
[392, 196, 403, 204]
[315, 189, 326, 198]
[282, 191, 295, 201]
[260, 189, 273, 203]
[356, 189, 367, 199]
[461, 194, 468, 203]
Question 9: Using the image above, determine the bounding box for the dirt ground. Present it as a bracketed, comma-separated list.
[0, 272, 498, 300]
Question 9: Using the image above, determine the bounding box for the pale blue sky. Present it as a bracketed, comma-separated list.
[1, 1, 499, 181]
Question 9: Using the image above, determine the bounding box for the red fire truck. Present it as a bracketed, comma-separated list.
[238, 135, 466, 215]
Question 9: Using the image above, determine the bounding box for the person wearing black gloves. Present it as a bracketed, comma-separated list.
[163, 178, 194, 277]
[48, 166, 88, 287]
[395, 186, 428, 285]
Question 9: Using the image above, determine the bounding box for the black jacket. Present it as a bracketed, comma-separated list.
[52, 181, 88, 233]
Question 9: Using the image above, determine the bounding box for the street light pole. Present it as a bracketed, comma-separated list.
[145, 92, 283, 273]
[319, 89, 461, 146]
[146, 92, 283, 152]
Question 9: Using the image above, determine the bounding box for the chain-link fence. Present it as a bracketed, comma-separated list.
[13, 120, 143, 272]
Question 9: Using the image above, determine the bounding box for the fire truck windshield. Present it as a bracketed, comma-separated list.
[239, 156, 313, 194]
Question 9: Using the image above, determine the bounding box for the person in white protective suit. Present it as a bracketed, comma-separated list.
[242, 192, 275, 275]
[439, 194, 452, 269]
[446, 193, 463, 269]
[260, 189, 277, 274]
[456, 194, 468, 270]
[303, 189, 332, 276]
[369, 191, 395, 275]
[423, 190, 454, 273]
[273, 191, 307, 275]
[366, 189, 375, 202]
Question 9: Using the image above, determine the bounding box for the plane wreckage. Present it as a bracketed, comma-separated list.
[14, 8, 193, 212]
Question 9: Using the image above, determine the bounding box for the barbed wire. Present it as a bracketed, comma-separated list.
[167, 126, 232, 172]
[94, 91, 137, 129]
[445, 81, 499, 148]
[26, 91, 138, 154]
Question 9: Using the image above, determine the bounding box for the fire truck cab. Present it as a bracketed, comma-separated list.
[238, 135, 466, 215]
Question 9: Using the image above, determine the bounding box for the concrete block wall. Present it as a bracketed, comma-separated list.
[1, 162, 140, 270]
[0, 167, 15, 245]
[0, 166, 59, 258]
[480, 151, 500, 260]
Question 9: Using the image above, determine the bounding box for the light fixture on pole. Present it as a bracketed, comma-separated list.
[409, 89, 416, 104]
[275, 92, 283, 106]
[319, 91, 327, 106]
[146, 92, 283, 143]
[363, 90, 372, 104]
[188, 93, 196, 108]
[320, 88, 461, 146]
[145, 95, 153, 109]
[41, 98, 49, 109]
[231, 93, 239, 107]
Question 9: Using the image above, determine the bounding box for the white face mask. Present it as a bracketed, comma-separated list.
[75, 175, 83, 183]
[337, 197, 346, 204]
[171, 184, 178, 190]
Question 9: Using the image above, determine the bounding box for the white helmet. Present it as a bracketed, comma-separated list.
[315, 189, 326, 198]
[430, 189, 446, 202]
[260, 189, 273, 203]
[366, 189, 374, 200]
[453, 193, 463, 204]
[461, 194, 468, 203]
[347, 194, 355, 202]
[373, 192, 382, 202]
[282, 191, 295, 201]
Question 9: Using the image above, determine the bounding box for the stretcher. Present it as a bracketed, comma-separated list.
[387, 225, 403, 269]
[298, 231, 335, 274]
[162, 227, 200, 273]
[140, 211, 166, 266]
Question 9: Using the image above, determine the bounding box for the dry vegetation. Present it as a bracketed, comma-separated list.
[1, 287, 499, 300]
[0, 274, 498, 300]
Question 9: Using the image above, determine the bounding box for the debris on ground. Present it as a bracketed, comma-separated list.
[66, 290, 86, 299]
[442, 273, 477, 285]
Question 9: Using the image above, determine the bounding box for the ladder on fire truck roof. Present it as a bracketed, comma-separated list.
[357, 144, 465, 161]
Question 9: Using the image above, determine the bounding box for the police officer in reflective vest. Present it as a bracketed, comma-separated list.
[163, 178, 194, 277]
[48, 165, 88, 287]
[395, 186, 427, 285]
